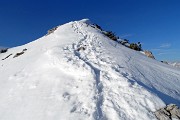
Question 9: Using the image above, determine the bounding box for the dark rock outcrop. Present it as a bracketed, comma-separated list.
[144, 50, 155, 59]
[155, 104, 180, 120]
[13, 52, 24, 58]
[47, 26, 58, 35]
[2, 54, 12, 60]
[0, 48, 8, 53]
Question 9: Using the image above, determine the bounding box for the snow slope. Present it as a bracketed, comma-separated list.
[0, 19, 180, 120]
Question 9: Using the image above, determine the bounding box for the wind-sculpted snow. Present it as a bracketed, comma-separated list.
[0, 19, 180, 120]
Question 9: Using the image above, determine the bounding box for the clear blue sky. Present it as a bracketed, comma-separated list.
[0, 0, 180, 61]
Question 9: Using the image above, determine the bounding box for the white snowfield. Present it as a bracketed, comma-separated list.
[0, 19, 180, 120]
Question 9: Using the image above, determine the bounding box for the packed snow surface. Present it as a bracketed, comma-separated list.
[0, 19, 180, 120]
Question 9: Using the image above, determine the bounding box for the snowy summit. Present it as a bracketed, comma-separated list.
[0, 19, 180, 120]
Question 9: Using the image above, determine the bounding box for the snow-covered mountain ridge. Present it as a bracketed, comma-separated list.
[0, 19, 180, 120]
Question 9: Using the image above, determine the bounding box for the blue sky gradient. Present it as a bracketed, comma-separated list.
[0, 0, 180, 61]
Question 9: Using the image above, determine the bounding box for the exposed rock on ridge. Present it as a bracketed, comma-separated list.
[155, 104, 180, 120]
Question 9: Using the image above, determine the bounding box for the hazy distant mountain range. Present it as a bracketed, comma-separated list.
[168, 62, 180, 68]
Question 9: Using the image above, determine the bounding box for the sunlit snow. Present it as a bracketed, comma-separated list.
[0, 19, 180, 120]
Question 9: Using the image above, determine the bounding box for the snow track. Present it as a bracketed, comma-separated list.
[72, 21, 104, 119]
[70, 21, 160, 120]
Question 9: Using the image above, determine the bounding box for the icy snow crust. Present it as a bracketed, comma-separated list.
[0, 19, 180, 120]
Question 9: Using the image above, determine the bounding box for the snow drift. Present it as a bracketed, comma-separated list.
[0, 19, 180, 120]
